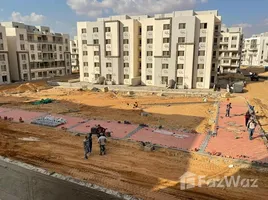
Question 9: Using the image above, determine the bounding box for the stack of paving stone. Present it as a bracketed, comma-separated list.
[31, 115, 67, 127]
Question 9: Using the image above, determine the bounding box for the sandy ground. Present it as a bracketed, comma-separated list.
[243, 81, 268, 132]
[1, 121, 268, 200]
[0, 83, 215, 133]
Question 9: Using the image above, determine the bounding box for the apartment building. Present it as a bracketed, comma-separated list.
[242, 32, 268, 67]
[70, 36, 79, 72]
[1, 22, 71, 82]
[0, 25, 11, 84]
[77, 10, 222, 89]
[218, 27, 243, 73]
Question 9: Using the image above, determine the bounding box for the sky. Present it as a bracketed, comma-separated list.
[0, 0, 268, 39]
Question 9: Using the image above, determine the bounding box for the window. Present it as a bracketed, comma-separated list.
[123, 39, 129, 44]
[124, 74, 129, 79]
[60, 54, 63, 59]
[95, 74, 100, 79]
[106, 63, 112, 68]
[84, 73, 89, 77]
[211, 76, 215, 84]
[93, 27, 98, 33]
[84, 62, 88, 66]
[178, 51, 184, 56]
[214, 38, 218, 44]
[31, 54, 35, 60]
[220, 37, 223, 42]
[163, 38, 170, 43]
[0, 43, 3, 50]
[94, 63, 100, 67]
[53, 53, 56, 59]
[123, 27, 129, 32]
[65, 39, 68, 44]
[147, 39, 153, 44]
[177, 64, 184, 69]
[212, 63, 216, 71]
[215, 25, 219, 32]
[123, 51, 129, 56]
[161, 76, 168, 84]
[223, 60, 229, 63]
[59, 46, 62, 51]
[31, 73, 35, 78]
[83, 51, 88, 56]
[30, 45, 34, 50]
[37, 44, 41, 51]
[162, 51, 170, 56]
[124, 63, 129, 68]
[82, 28, 87, 33]
[177, 77, 183, 85]
[82, 40, 87, 45]
[232, 36, 237, 41]
[106, 74, 112, 81]
[38, 72, 42, 77]
[2, 75, 7, 82]
[66, 54, 69, 59]
[139, 26, 142, 35]
[197, 64, 204, 69]
[146, 75, 152, 80]
[231, 45, 237, 48]
[0, 32, 2, 39]
[1, 65, 6, 71]
[198, 51, 205, 56]
[93, 39, 99, 44]
[0, 54, 5, 61]
[197, 77, 204, 82]
[19, 34, 24, 40]
[147, 26, 153, 31]
[178, 37, 185, 43]
[163, 24, 170, 30]
[199, 37, 206, 43]
[20, 44, 25, 50]
[147, 63, 152, 68]
[213, 51, 216, 58]
[105, 27, 111, 32]
[21, 54, 26, 60]
[106, 51, 111, 56]
[93, 51, 99, 56]
[224, 37, 229, 42]
[200, 23, 207, 29]
[147, 51, 153, 56]
[106, 39, 111, 44]
[179, 23, 186, 29]
[22, 64, 27, 70]
[162, 64, 168, 69]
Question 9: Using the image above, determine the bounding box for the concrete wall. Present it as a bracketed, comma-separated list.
[0, 157, 129, 200]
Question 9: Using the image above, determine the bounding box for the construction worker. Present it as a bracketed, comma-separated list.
[83, 136, 90, 159]
[245, 111, 251, 127]
[88, 133, 93, 154]
[225, 103, 232, 117]
[247, 117, 257, 140]
[98, 133, 107, 155]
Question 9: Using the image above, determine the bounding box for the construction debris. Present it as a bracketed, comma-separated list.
[101, 87, 109, 93]
[32, 115, 67, 127]
[91, 87, 100, 92]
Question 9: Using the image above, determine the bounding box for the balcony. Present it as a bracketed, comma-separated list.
[42, 57, 55, 62]
[107, 67, 112, 73]
[177, 69, 184, 76]
[123, 56, 129, 62]
[197, 69, 204, 76]
[162, 30, 170, 38]
[147, 31, 153, 38]
[123, 44, 129, 50]
[146, 68, 152, 74]
[94, 67, 100, 74]
[124, 67, 129, 74]
[162, 43, 170, 51]
[123, 32, 129, 38]
[162, 69, 169, 75]
[198, 56, 205, 63]
[94, 56, 99, 61]
[106, 44, 112, 50]
[124, 79, 130, 85]
[199, 43, 206, 49]
[105, 32, 112, 39]
[146, 80, 153, 85]
[147, 56, 153, 62]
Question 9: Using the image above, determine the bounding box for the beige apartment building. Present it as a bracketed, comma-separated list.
[77, 10, 222, 89]
[218, 27, 243, 73]
[1, 22, 71, 82]
[70, 36, 79, 72]
[0, 25, 11, 84]
[242, 32, 268, 67]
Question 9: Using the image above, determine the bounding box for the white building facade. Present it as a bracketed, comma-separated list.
[70, 36, 79, 72]
[0, 25, 11, 84]
[218, 27, 243, 73]
[1, 22, 71, 82]
[77, 10, 222, 89]
[242, 32, 268, 67]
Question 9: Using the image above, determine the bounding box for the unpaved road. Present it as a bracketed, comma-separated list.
[0, 121, 268, 200]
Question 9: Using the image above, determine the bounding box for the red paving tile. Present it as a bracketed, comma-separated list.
[130, 127, 206, 151]
[0, 107, 11, 113]
[0, 109, 46, 123]
[70, 120, 138, 139]
[206, 101, 268, 163]
[52, 114, 87, 129]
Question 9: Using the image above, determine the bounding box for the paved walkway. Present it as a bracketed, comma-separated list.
[206, 99, 268, 163]
[1, 102, 268, 163]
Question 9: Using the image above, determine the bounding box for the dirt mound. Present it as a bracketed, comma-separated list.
[1, 82, 50, 95]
